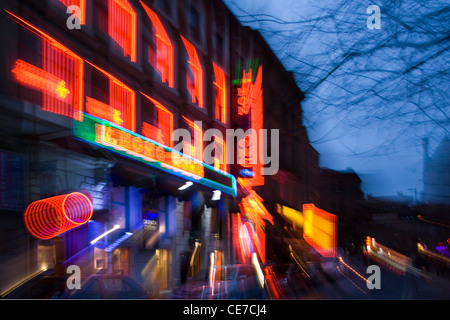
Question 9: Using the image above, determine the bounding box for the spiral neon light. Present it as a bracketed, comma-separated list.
[24, 192, 93, 240]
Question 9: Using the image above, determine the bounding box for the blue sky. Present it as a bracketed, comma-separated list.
[222, 0, 436, 199]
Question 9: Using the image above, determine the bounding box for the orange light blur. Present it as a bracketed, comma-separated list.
[236, 65, 264, 189]
[24, 192, 93, 240]
[95, 123, 205, 179]
[182, 116, 203, 162]
[240, 190, 273, 227]
[12, 59, 69, 98]
[366, 236, 412, 274]
[140, 1, 174, 88]
[6, 11, 84, 121]
[239, 190, 273, 264]
[181, 36, 203, 108]
[109, 0, 137, 62]
[213, 63, 226, 123]
[213, 134, 226, 172]
[86, 62, 136, 131]
[303, 203, 337, 258]
[59, 0, 86, 24]
[140, 92, 174, 147]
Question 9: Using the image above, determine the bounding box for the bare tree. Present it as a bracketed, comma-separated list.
[225, 0, 450, 156]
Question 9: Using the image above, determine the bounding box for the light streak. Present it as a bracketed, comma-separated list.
[90, 224, 121, 244]
[178, 181, 193, 190]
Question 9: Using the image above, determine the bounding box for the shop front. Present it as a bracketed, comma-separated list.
[67, 112, 238, 296]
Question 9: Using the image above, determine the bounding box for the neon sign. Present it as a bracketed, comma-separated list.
[235, 63, 264, 189]
[24, 192, 93, 240]
[238, 190, 273, 264]
[109, 0, 137, 62]
[73, 113, 237, 196]
[181, 36, 203, 108]
[303, 204, 336, 258]
[140, 1, 174, 88]
[12, 59, 70, 99]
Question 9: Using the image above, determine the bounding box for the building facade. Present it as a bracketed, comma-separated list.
[0, 0, 238, 297]
[0, 0, 323, 296]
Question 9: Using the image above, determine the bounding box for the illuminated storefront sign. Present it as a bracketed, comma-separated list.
[234, 62, 264, 189]
[12, 59, 71, 99]
[73, 113, 237, 196]
[303, 203, 336, 258]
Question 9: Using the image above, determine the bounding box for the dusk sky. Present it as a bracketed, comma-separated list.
[223, 0, 448, 200]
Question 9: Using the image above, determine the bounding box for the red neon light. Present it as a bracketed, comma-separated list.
[140, 92, 174, 148]
[238, 190, 272, 264]
[86, 62, 136, 131]
[59, 0, 86, 24]
[182, 116, 203, 161]
[42, 40, 84, 119]
[236, 65, 264, 189]
[213, 135, 226, 172]
[6, 11, 84, 121]
[109, 0, 137, 62]
[181, 36, 203, 108]
[140, 1, 174, 88]
[24, 192, 93, 240]
[12, 59, 70, 99]
[213, 63, 226, 123]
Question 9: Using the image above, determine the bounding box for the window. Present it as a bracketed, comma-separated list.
[109, 0, 137, 62]
[213, 63, 226, 124]
[9, 13, 84, 120]
[188, 4, 201, 44]
[141, 92, 174, 147]
[158, 0, 173, 18]
[214, 33, 224, 65]
[182, 116, 203, 161]
[213, 135, 226, 172]
[94, 0, 108, 35]
[86, 62, 135, 131]
[59, 0, 86, 25]
[141, 1, 174, 88]
[181, 36, 203, 108]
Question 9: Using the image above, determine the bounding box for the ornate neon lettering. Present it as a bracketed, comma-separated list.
[95, 122, 205, 179]
[12, 59, 70, 99]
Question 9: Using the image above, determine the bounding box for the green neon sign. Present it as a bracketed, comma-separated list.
[73, 113, 237, 196]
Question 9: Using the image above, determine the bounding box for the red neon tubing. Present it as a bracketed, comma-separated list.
[24, 192, 93, 240]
